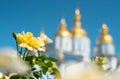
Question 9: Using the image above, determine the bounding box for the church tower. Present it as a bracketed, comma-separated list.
[94, 23, 115, 56]
[94, 23, 118, 70]
[55, 18, 72, 52]
[71, 9, 91, 62]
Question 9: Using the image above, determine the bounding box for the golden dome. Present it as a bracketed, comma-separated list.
[97, 23, 113, 44]
[55, 18, 72, 37]
[71, 26, 86, 37]
[71, 9, 87, 37]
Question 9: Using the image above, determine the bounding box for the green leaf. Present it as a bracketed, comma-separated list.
[25, 56, 36, 66]
[36, 62, 47, 67]
[46, 62, 53, 67]
[32, 67, 36, 71]
[47, 57, 57, 62]
[38, 55, 47, 61]
[50, 67, 58, 75]
[25, 56, 34, 61]
[33, 71, 42, 78]
[43, 67, 48, 75]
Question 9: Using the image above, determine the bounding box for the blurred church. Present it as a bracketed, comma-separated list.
[45, 8, 120, 77]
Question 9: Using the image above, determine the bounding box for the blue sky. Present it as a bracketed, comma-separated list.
[0, 0, 120, 56]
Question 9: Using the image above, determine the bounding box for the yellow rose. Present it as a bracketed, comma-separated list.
[16, 33, 26, 44]
[16, 31, 45, 51]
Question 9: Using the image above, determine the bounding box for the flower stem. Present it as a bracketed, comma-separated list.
[19, 47, 22, 56]
[37, 50, 41, 56]
[16, 41, 19, 52]
[23, 48, 28, 60]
